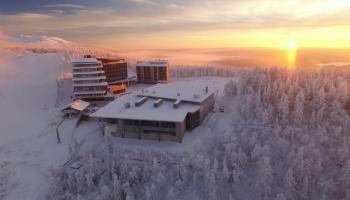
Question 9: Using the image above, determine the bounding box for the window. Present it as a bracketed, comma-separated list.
[141, 120, 155, 126]
[125, 120, 138, 125]
[160, 122, 175, 128]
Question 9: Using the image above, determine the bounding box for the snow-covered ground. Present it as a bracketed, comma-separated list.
[0, 48, 234, 200]
[0, 49, 73, 200]
[1, 39, 349, 200]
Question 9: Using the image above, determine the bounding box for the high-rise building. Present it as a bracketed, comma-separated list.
[136, 60, 170, 84]
[72, 57, 112, 101]
[97, 58, 128, 84]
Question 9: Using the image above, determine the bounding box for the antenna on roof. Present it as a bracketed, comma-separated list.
[125, 102, 131, 109]
[205, 86, 209, 93]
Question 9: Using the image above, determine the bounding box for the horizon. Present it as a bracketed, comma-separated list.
[1, 1, 350, 200]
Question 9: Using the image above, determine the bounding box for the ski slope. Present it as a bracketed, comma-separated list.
[0, 49, 73, 200]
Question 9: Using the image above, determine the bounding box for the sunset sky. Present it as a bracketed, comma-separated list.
[1, 0, 350, 50]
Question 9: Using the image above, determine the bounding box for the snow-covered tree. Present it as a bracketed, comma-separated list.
[292, 90, 305, 126]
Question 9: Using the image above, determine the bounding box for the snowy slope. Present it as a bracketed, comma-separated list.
[0, 40, 129, 199]
[5, 34, 70, 44]
[0, 33, 121, 60]
[0, 33, 73, 51]
[0, 50, 61, 145]
[0, 44, 233, 200]
[0, 48, 74, 200]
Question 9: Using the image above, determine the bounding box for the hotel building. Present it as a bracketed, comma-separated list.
[97, 58, 128, 84]
[72, 58, 113, 101]
[136, 60, 170, 84]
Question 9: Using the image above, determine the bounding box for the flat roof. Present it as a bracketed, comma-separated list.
[62, 99, 90, 112]
[136, 60, 168, 67]
[136, 82, 214, 103]
[74, 90, 106, 95]
[97, 58, 126, 63]
[72, 58, 101, 64]
[109, 76, 137, 85]
[90, 94, 200, 122]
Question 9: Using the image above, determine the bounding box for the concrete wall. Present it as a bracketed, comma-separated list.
[174, 121, 185, 142]
[199, 93, 215, 122]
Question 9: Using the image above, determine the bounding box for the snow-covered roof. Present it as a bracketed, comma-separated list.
[61, 99, 90, 112]
[74, 90, 107, 95]
[108, 76, 137, 85]
[73, 70, 105, 75]
[90, 94, 200, 122]
[136, 82, 214, 103]
[72, 65, 103, 69]
[73, 82, 107, 87]
[72, 58, 101, 64]
[136, 60, 169, 67]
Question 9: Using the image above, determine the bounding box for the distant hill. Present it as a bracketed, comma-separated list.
[0, 33, 121, 58]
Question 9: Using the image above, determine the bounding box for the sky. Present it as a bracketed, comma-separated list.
[1, 0, 350, 50]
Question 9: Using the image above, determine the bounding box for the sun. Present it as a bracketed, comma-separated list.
[287, 40, 298, 68]
[289, 40, 297, 50]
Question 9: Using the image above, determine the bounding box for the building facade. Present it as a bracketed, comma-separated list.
[90, 83, 215, 142]
[97, 58, 128, 84]
[72, 58, 113, 101]
[136, 60, 170, 84]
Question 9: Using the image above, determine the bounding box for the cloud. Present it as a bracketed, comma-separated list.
[43, 4, 87, 10]
[1, 0, 350, 49]
[49, 10, 65, 15]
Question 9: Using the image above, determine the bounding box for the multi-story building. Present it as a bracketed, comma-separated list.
[72, 57, 112, 101]
[91, 82, 215, 142]
[97, 58, 128, 84]
[136, 60, 170, 84]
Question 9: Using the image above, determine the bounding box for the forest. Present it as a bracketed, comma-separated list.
[48, 67, 350, 200]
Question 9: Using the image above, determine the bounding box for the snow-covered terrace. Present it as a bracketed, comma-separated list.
[73, 76, 107, 81]
[90, 94, 200, 122]
[73, 71, 105, 75]
[73, 82, 108, 87]
[74, 90, 107, 95]
[71, 57, 102, 64]
[72, 65, 103, 69]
